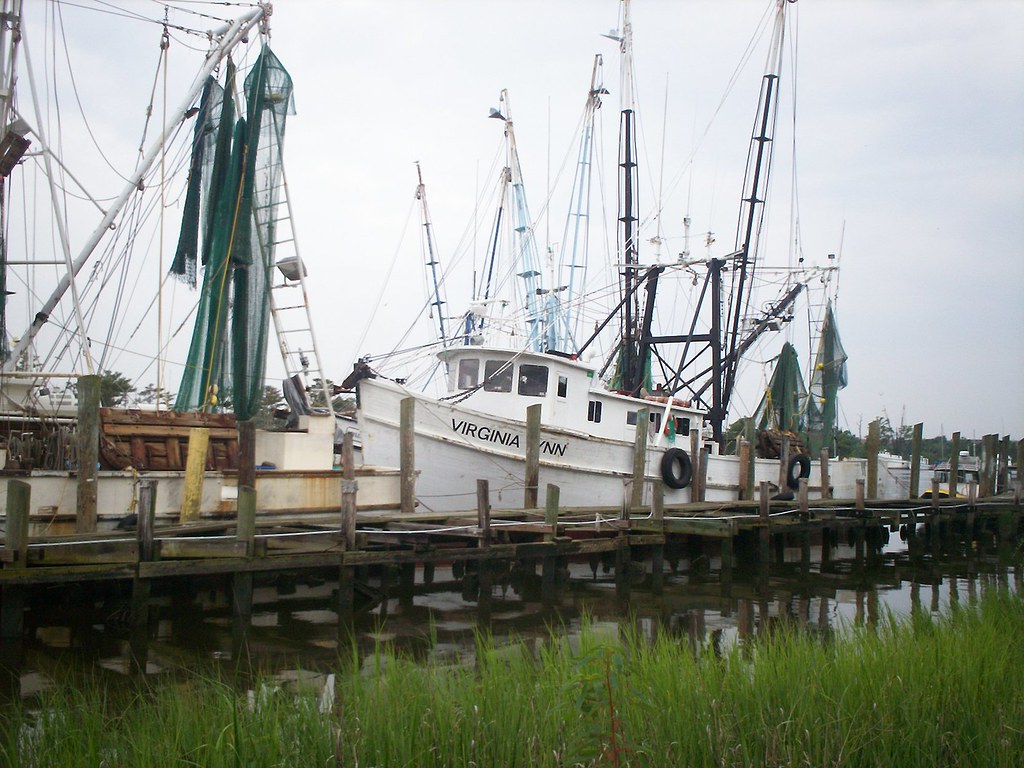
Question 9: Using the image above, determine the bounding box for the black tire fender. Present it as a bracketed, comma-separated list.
[786, 453, 811, 489]
[660, 448, 692, 490]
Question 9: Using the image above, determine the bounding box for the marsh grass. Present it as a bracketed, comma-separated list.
[2, 591, 1022, 767]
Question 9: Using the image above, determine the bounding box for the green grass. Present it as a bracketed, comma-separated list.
[3, 591, 1023, 767]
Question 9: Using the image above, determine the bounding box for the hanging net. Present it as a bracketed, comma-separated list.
[753, 341, 807, 434]
[806, 301, 848, 452]
[174, 46, 294, 420]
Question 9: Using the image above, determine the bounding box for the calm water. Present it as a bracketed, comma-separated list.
[4, 516, 1022, 699]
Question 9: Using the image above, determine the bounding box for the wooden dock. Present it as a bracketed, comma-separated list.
[1, 412, 1021, 652]
[1, 471, 1020, 644]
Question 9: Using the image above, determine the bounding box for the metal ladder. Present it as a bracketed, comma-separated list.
[251, 128, 334, 417]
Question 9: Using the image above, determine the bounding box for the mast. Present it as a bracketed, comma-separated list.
[489, 90, 545, 351]
[551, 54, 606, 354]
[609, 0, 645, 394]
[3, 6, 267, 373]
[654, 0, 792, 447]
[721, 0, 789, 430]
[0, 0, 23, 366]
[415, 162, 448, 347]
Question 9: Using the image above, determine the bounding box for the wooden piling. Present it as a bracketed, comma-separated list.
[949, 432, 961, 497]
[137, 479, 156, 564]
[237, 420, 256, 490]
[690, 427, 702, 502]
[758, 480, 770, 563]
[866, 419, 880, 499]
[798, 477, 809, 520]
[338, 432, 357, 623]
[981, 434, 998, 497]
[856, 478, 866, 514]
[525, 403, 541, 508]
[819, 448, 831, 500]
[76, 374, 100, 533]
[777, 434, 791, 494]
[129, 479, 156, 670]
[400, 397, 416, 515]
[1, 480, 30, 640]
[698, 446, 710, 503]
[1017, 438, 1024, 504]
[630, 408, 649, 511]
[340, 432, 358, 551]
[743, 419, 756, 500]
[476, 479, 491, 547]
[545, 483, 560, 542]
[738, 439, 751, 500]
[931, 479, 940, 512]
[652, 480, 664, 526]
[998, 435, 1010, 494]
[232, 484, 256, 639]
[180, 427, 209, 523]
[909, 422, 923, 498]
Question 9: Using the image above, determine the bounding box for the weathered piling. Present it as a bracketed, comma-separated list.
[910, 422, 923, 498]
[738, 439, 751, 500]
[180, 427, 209, 523]
[758, 480, 770, 563]
[129, 479, 156, 670]
[777, 434, 791, 494]
[866, 419, 880, 499]
[950, 432, 961, 497]
[477, 479, 491, 547]
[690, 427, 702, 502]
[998, 435, 1010, 494]
[542, 484, 560, 591]
[76, 374, 100, 533]
[820, 448, 831, 499]
[400, 398, 416, 515]
[1, 480, 30, 640]
[341, 432, 358, 551]
[237, 420, 256, 489]
[980, 434, 997, 497]
[631, 408, 648, 510]
[525, 404, 541, 508]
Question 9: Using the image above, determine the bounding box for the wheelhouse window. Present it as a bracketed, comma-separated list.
[626, 411, 638, 426]
[676, 417, 691, 436]
[557, 375, 568, 398]
[650, 412, 662, 432]
[588, 400, 603, 423]
[457, 359, 480, 390]
[483, 360, 513, 392]
[518, 364, 549, 396]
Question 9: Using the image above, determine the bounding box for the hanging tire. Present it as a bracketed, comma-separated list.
[786, 453, 811, 489]
[660, 448, 692, 489]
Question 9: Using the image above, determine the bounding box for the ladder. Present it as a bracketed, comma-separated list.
[252, 120, 334, 417]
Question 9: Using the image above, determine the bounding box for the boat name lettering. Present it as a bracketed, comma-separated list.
[451, 419, 520, 448]
[451, 419, 568, 456]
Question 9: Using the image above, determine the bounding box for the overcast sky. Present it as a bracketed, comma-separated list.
[13, 0, 1024, 440]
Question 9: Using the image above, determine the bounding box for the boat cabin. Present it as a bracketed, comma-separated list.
[436, 346, 705, 446]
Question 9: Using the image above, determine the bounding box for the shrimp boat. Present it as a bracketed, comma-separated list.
[351, 0, 872, 513]
[0, 2, 398, 528]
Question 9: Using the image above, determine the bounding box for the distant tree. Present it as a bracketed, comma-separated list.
[832, 429, 863, 459]
[310, 377, 354, 413]
[136, 383, 174, 409]
[252, 385, 284, 430]
[97, 371, 135, 407]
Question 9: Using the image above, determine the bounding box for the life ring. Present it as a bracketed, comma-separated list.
[786, 453, 811, 489]
[660, 448, 692, 489]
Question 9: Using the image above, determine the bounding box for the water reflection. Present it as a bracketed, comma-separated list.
[4, 518, 1022, 698]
